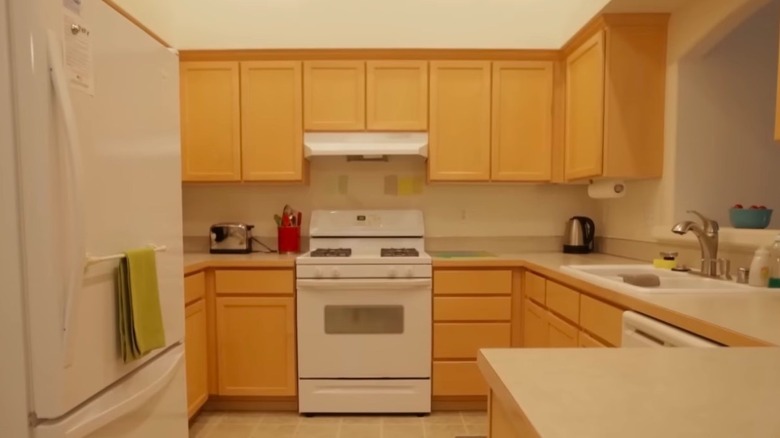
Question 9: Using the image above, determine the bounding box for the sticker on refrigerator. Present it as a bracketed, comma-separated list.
[62, 11, 94, 95]
[62, 0, 81, 14]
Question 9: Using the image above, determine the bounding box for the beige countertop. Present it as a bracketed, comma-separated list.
[478, 347, 780, 438]
[183, 252, 296, 275]
[182, 249, 780, 346]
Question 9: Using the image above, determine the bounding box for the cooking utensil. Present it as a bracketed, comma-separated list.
[297, 211, 302, 228]
[274, 214, 283, 227]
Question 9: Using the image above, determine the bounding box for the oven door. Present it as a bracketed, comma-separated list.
[297, 278, 432, 379]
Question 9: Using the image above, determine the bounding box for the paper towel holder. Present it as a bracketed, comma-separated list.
[587, 179, 626, 199]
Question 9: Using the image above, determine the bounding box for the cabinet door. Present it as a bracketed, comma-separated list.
[216, 297, 296, 396]
[304, 61, 365, 131]
[429, 61, 492, 181]
[547, 311, 578, 348]
[366, 61, 428, 131]
[491, 61, 553, 181]
[565, 31, 605, 180]
[185, 299, 208, 418]
[241, 61, 303, 181]
[523, 299, 548, 348]
[578, 330, 608, 348]
[180, 62, 241, 181]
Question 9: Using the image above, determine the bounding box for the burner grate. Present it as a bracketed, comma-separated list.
[310, 248, 352, 257]
[381, 248, 420, 257]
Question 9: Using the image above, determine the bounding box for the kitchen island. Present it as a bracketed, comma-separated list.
[478, 347, 780, 437]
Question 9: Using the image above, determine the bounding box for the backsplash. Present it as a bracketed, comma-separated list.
[182, 157, 600, 238]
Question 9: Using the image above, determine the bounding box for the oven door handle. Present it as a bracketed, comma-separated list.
[297, 279, 432, 290]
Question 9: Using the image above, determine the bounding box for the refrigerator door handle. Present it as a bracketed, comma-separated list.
[46, 30, 87, 367]
[34, 345, 185, 438]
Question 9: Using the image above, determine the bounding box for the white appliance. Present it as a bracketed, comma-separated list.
[621, 311, 720, 348]
[296, 210, 432, 414]
[2, 0, 187, 436]
[303, 132, 429, 158]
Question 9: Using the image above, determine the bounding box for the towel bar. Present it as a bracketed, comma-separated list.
[85, 245, 167, 267]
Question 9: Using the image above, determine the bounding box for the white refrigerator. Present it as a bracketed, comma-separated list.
[1, 0, 188, 436]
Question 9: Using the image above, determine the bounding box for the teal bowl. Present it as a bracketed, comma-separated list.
[729, 208, 773, 229]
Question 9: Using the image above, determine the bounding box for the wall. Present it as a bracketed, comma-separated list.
[182, 158, 600, 238]
[674, 1, 780, 226]
[108, 0, 178, 46]
[112, 0, 608, 50]
[599, 0, 774, 243]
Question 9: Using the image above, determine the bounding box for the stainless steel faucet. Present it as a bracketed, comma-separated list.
[671, 210, 720, 277]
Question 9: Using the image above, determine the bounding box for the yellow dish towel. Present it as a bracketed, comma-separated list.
[117, 247, 166, 363]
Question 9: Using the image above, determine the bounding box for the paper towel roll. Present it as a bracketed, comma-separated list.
[588, 180, 626, 199]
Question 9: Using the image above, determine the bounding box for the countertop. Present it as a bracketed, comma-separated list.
[182, 250, 780, 346]
[478, 347, 780, 438]
[183, 252, 296, 275]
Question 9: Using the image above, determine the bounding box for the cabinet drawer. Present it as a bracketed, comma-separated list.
[580, 295, 622, 346]
[434, 297, 512, 321]
[215, 269, 294, 295]
[434, 322, 511, 359]
[524, 272, 546, 304]
[434, 270, 512, 295]
[184, 272, 206, 305]
[578, 330, 608, 348]
[432, 361, 487, 397]
[546, 281, 580, 323]
[547, 311, 578, 348]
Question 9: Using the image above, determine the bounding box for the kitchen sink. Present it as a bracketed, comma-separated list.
[560, 264, 753, 294]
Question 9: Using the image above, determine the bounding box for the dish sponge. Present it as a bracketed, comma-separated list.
[619, 273, 661, 288]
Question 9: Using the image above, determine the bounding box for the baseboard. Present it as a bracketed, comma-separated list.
[432, 397, 487, 411]
[203, 396, 298, 412]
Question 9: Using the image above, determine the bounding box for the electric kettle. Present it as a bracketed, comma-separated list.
[563, 216, 595, 254]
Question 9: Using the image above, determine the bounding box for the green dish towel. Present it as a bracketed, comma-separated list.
[117, 247, 166, 363]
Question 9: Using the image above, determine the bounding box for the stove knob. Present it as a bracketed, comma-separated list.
[405, 267, 414, 278]
[315, 268, 324, 278]
[388, 268, 398, 278]
[331, 268, 341, 278]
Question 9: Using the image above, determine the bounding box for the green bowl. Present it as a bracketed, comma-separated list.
[729, 208, 773, 229]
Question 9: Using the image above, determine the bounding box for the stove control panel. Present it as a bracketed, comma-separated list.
[298, 264, 432, 279]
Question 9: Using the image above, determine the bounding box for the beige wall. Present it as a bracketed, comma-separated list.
[112, 0, 609, 49]
[182, 158, 600, 238]
[599, 0, 774, 243]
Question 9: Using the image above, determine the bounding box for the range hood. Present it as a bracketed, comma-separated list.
[303, 132, 428, 159]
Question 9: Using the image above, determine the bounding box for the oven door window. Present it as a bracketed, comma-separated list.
[324, 305, 404, 334]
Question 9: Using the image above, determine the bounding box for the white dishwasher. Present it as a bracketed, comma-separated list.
[621, 311, 720, 347]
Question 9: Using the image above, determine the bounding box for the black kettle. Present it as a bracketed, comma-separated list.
[563, 216, 595, 254]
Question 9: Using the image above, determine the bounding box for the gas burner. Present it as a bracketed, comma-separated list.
[310, 248, 352, 257]
[381, 248, 420, 257]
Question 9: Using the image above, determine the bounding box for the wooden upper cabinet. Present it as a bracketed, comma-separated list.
[491, 61, 553, 181]
[303, 61, 365, 131]
[240, 61, 303, 181]
[429, 61, 492, 181]
[180, 62, 241, 181]
[565, 31, 606, 181]
[564, 15, 668, 181]
[216, 297, 297, 396]
[366, 61, 428, 131]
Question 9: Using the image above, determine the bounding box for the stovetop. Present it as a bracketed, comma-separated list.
[380, 248, 420, 257]
[310, 248, 352, 257]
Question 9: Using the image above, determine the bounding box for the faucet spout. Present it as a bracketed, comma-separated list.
[671, 211, 720, 276]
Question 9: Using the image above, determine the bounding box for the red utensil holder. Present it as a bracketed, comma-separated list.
[277, 227, 301, 254]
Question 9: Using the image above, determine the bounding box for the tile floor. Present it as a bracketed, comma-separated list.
[189, 411, 488, 438]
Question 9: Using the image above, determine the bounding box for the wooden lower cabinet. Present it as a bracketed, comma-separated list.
[579, 330, 608, 348]
[215, 296, 297, 396]
[523, 299, 548, 348]
[432, 361, 487, 397]
[433, 323, 511, 359]
[547, 311, 578, 348]
[185, 299, 208, 418]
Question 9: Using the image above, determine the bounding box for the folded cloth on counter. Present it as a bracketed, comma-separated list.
[116, 247, 166, 363]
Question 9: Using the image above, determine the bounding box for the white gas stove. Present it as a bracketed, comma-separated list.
[296, 210, 432, 414]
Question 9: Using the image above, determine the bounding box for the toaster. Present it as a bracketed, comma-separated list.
[210, 223, 254, 254]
